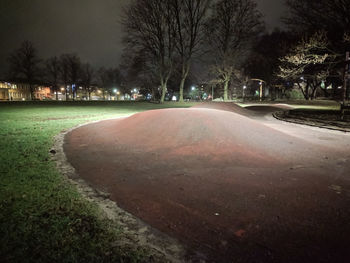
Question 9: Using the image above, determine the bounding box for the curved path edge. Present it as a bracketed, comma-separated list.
[51, 117, 187, 263]
[273, 111, 350, 133]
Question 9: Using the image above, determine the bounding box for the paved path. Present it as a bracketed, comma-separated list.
[64, 103, 350, 262]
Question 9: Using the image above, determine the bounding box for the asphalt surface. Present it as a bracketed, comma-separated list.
[64, 103, 350, 262]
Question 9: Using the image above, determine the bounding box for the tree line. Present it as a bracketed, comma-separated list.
[7, 41, 123, 101]
[121, 0, 263, 103]
[121, 0, 350, 102]
[6, 0, 350, 102]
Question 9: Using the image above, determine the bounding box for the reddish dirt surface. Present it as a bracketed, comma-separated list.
[64, 103, 350, 263]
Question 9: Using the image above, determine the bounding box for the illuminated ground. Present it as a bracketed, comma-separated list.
[64, 103, 350, 262]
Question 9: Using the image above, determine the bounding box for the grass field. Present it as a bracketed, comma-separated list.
[0, 101, 196, 263]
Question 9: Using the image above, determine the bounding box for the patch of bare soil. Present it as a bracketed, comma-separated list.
[64, 107, 350, 263]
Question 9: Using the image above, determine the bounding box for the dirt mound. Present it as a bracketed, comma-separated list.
[192, 102, 256, 117]
[194, 103, 294, 119]
[64, 107, 350, 262]
[96, 108, 323, 167]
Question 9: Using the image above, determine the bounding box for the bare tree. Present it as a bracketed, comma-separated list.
[45, 56, 60, 100]
[59, 54, 81, 100]
[284, 0, 350, 40]
[7, 41, 41, 100]
[172, 0, 211, 102]
[121, 46, 161, 100]
[123, 0, 176, 103]
[59, 54, 70, 101]
[81, 63, 94, 100]
[97, 67, 108, 100]
[67, 54, 81, 100]
[97, 67, 122, 99]
[278, 32, 338, 100]
[206, 0, 263, 101]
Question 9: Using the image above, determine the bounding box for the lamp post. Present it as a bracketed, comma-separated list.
[113, 88, 118, 101]
[250, 78, 266, 102]
[191, 86, 196, 100]
[211, 85, 214, 101]
[243, 85, 247, 102]
[343, 52, 349, 105]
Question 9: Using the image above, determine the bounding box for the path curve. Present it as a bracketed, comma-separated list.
[64, 103, 350, 262]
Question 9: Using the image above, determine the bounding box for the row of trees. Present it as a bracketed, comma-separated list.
[7, 41, 122, 101]
[7, 0, 350, 102]
[246, 0, 350, 101]
[122, 0, 350, 102]
[276, 0, 350, 100]
[122, 0, 263, 103]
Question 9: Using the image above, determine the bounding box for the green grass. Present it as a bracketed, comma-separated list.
[0, 101, 197, 263]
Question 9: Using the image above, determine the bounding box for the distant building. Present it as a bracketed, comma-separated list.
[0, 80, 52, 101]
[35, 86, 53, 100]
[0, 81, 31, 101]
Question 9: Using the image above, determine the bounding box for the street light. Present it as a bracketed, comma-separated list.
[243, 85, 247, 101]
[250, 78, 266, 102]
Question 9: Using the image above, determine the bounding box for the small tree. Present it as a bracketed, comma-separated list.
[66, 55, 81, 100]
[8, 41, 41, 100]
[121, 46, 160, 100]
[81, 63, 94, 100]
[205, 0, 263, 101]
[59, 54, 70, 101]
[97, 67, 122, 99]
[278, 31, 337, 100]
[172, 0, 211, 102]
[97, 67, 108, 100]
[123, 0, 176, 103]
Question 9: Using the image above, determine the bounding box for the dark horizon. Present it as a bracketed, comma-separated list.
[0, 0, 286, 78]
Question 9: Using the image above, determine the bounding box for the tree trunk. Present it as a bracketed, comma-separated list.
[160, 81, 167, 103]
[297, 83, 309, 100]
[224, 79, 229, 101]
[311, 85, 318, 100]
[179, 64, 189, 103]
[65, 84, 69, 101]
[55, 85, 58, 101]
[179, 77, 186, 103]
[29, 84, 35, 100]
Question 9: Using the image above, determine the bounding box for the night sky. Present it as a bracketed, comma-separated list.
[0, 0, 286, 78]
